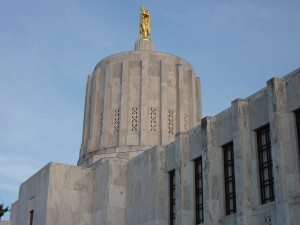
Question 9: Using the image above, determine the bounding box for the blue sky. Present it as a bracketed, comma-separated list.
[0, 0, 299, 220]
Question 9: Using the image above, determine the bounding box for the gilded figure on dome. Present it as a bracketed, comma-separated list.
[140, 6, 151, 40]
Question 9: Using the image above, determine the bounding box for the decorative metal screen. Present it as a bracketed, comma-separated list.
[113, 108, 120, 133]
[223, 142, 236, 215]
[194, 157, 203, 224]
[131, 107, 138, 132]
[184, 113, 189, 131]
[168, 109, 174, 137]
[150, 107, 157, 132]
[99, 113, 103, 135]
[169, 170, 176, 225]
[257, 125, 275, 204]
[264, 216, 272, 225]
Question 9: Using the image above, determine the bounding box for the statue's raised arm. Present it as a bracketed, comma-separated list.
[140, 6, 151, 40]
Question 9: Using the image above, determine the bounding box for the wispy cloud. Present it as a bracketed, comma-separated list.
[0, 183, 19, 192]
[0, 102, 39, 147]
[0, 154, 39, 183]
[163, 2, 278, 28]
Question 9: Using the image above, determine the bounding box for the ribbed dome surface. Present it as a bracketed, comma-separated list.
[78, 48, 202, 166]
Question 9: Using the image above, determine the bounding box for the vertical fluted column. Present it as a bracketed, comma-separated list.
[87, 69, 101, 153]
[101, 65, 111, 149]
[86, 74, 95, 153]
[80, 74, 93, 157]
[190, 70, 195, 126]
[176, 63, 184, 133]
[174, 132, 194, 225]
[86, 74, 96, 154]
[160, 60, 168, 146]
[196, 77, 202, 123]
[267, 77, 297, 225]
[192, 72, 201, 126]
[140, 59, 149, 146]
[232, 99, 255, 225]
[202, 117, 222, 225]
[119, 61, 129, 146]
[96, 68, 106, 150]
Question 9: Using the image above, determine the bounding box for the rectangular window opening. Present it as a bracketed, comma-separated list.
[223, 142, 236, 215]
[29, 210, 34, 225]
[256, 125, 275, 204]
[295, 109, 300, 157]
[194, 157, 204, 224]
[169, 170, 176, 225]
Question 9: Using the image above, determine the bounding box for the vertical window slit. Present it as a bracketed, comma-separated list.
[169, 170, 176, 225]
[194, 157, 203, 224]
[29, 210, 34, 225]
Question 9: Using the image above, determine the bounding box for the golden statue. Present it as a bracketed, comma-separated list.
[140, 6, 151, 40]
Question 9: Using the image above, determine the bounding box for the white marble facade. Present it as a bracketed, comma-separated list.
[9, 39, 300, 225]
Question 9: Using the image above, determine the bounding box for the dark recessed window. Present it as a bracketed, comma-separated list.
[29, 210, 34, 225]
[295, 109, 300, 156]
[256, 125, 275, 204]
[169, 170, 176, 225]
[194, 157, 203, 224]
[223, 142, 236, 215]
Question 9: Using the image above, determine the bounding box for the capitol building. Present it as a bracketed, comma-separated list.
[7, 7, 300, 225]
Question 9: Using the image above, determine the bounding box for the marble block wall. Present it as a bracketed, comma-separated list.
[125, 146, 168, 225]
[90, 158, 127, 225]
[10, 163, 93, 225]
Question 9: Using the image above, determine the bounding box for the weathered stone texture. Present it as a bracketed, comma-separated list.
[45, 164, 93, 225]
[10, 163, 93, 225]
[125, 146, 168, 225]
[91, 159, 127, 225]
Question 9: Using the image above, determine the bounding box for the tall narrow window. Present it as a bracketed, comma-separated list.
[29, 210, 34, 225]
[194, 157, 203, 224]
[169, 170, 176, 225]
[257, 125, 275, 204]
[295, 109, 300, 155]
[223, 142, 236, 215]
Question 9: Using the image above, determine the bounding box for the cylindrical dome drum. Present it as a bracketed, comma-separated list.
[78, 41, 202, 166]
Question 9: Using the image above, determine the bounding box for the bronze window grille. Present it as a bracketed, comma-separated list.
[223, 142, 236, 215]
[169, 170, 176, 225]
[194, 157, 203, 224]
[256, 125, 275, 204]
